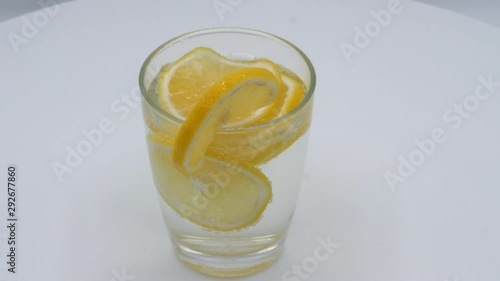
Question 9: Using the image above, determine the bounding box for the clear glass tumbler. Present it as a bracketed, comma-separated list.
[139, 27, 315, 277]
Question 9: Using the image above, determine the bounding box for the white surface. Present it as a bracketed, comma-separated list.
[416, 0, 500, 28]
[0, 0, 74, 23]
[1, 0, 500, 280]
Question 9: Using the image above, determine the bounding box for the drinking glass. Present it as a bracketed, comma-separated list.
[139, 27, 315, 277]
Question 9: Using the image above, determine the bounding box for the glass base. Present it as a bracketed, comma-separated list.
[172, 236, 285, 277]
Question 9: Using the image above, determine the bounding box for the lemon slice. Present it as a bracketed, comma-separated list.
[172, 68, 280, 173]
[237, 69, 306, 125]
[207, 70, 308, 165]
[277, 73, 305, 116]
[148, 138, 272, 232]
[158, 47, 282, 126]
[148, 68, 309, 167]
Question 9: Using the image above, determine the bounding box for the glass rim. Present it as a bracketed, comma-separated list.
[139, 27, 316, 132]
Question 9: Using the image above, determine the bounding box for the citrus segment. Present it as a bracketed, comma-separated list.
[206, 70, 309, 165]
[277, 73, 306, 116]
[172, 68, 280, 173]
[148, 138, 272, 232]
[208, 104, 312, 166]
[157, 47, 283, 126]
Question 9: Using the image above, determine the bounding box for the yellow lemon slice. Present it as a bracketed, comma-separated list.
[208, 70, 309, 165]
[157, 47, 283, 126]
[277, 72, 306, 116]
[148, 138, 272, 232]
[172, 68, 280, 173]
[148, 65, 310, 167]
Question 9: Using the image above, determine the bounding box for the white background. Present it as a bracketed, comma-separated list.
[1, 0, 500, 280]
